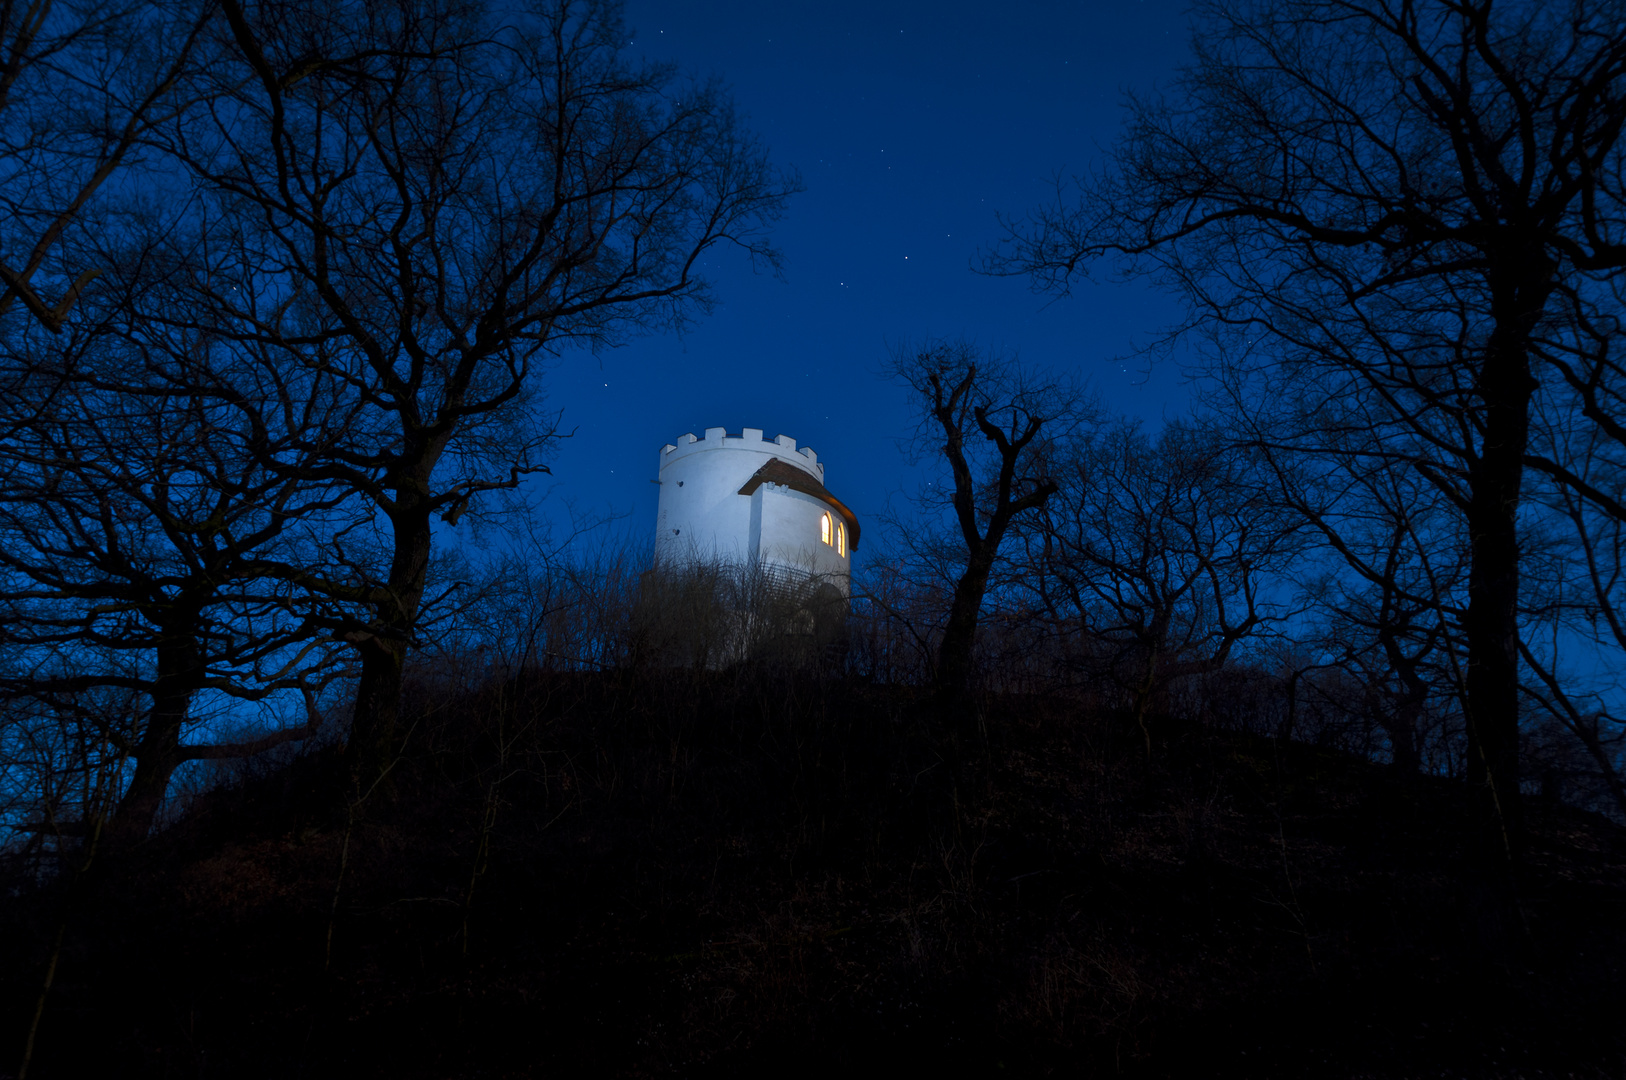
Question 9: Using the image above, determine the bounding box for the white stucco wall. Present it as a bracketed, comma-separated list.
[654, 427, 852, 591]
[755, 486, 849, 581]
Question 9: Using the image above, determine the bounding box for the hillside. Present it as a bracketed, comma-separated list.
[5, 672, 1624, 1077]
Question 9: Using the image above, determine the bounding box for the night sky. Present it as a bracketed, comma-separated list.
[540, 0, 1193, 551]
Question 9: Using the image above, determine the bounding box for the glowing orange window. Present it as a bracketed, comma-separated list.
[821, 513, 832, 545]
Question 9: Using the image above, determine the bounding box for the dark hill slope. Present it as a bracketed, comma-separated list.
[4, 672, 1623, 1077]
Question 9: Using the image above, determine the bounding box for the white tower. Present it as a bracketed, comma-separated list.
[654, 427, 859, 593]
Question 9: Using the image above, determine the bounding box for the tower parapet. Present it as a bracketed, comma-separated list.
[659, 427, 822, 479]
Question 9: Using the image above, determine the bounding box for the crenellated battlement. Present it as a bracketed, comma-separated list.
[658, 426, 823, 480]
[652, 422, 855, 613]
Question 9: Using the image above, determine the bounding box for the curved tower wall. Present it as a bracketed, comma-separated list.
[655, 427, 853, 591]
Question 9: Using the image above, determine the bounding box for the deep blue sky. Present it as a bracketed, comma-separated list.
[539, 0, 1193, 551]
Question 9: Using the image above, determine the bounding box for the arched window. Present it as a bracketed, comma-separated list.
[836, 521, 846, 556]
[821, 513, 832, 545]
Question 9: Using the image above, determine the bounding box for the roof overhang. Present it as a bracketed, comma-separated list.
[737, 458, 861, 550]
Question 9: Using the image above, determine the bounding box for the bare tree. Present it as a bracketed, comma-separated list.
[0, 291, 361, 845]
[134, 0, 797, 783]
[0, 0, 210, 333]
[1222, 383, 1474, 774]
[889, 340, 1093, 695]
[988, 0, 1626, 845]
[1028, 420, 1299, 754]
[1294, 475, 1467, 774]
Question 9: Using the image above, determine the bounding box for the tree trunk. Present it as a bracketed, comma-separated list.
[1129, 617, 1168, 760]
[1132, 647, 1159, 761]
[107, 631, 201, 848]
[1463, 481, 1526, 853]
[937, 547, 996, 695]
[1384, 647, 1425, 773]
[347, 636, 409, 787]
[1461, 278, 1544, 856]
[344, 483, 436, 785]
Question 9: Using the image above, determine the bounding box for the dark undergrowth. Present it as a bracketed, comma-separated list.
[4, 668, 1624, 1077]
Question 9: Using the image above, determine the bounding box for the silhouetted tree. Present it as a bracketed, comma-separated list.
[140, 0, 797, 784]
[990, 0, 1626, 847]
[1237, 400, 1471, 774]
[890, 340, 1093, 695]
[1028, 420, 1299, 754]
[0, 286, 360, 846]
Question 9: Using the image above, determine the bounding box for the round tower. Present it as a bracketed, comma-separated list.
[654, 426, 859, 592]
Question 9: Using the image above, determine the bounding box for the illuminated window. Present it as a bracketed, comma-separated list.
[821, 513, 832, 545]
[837, 521, 846, 556]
